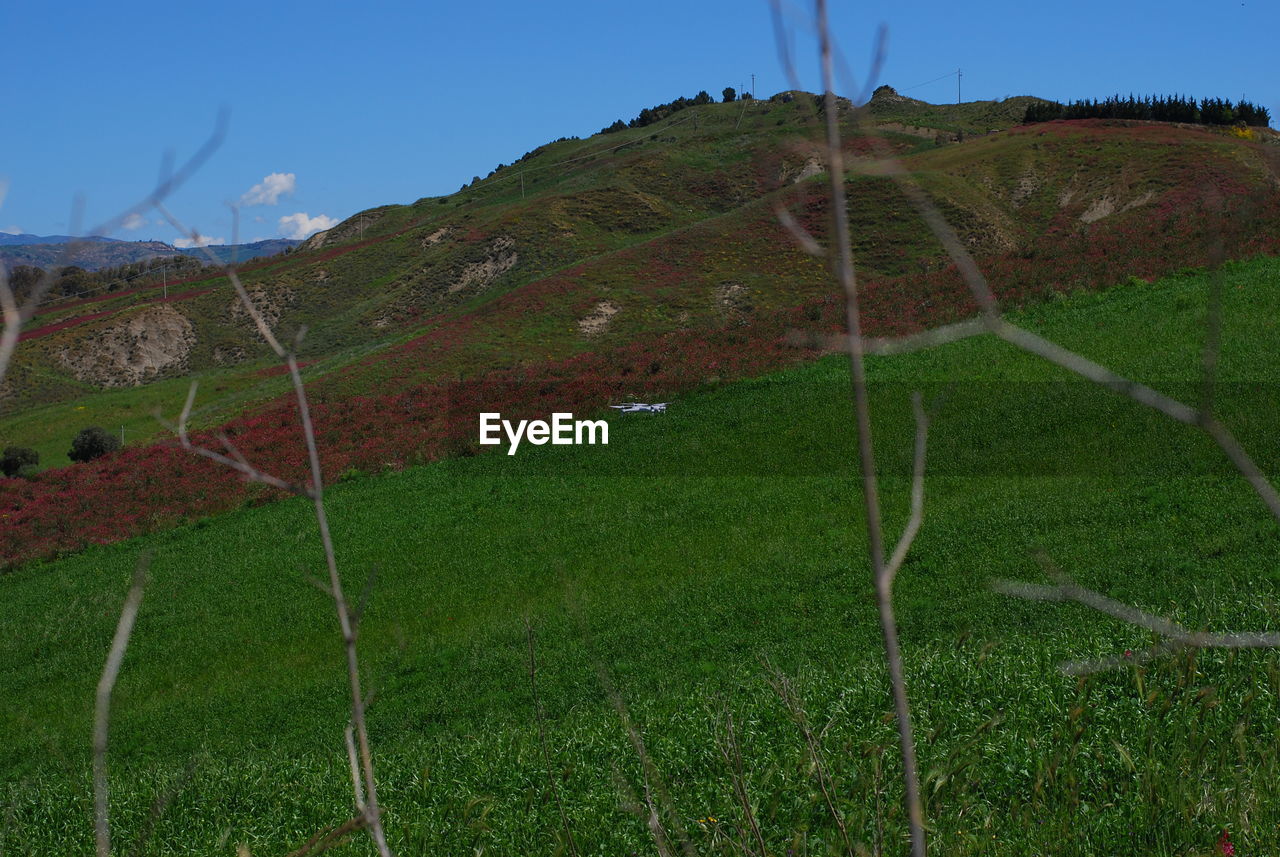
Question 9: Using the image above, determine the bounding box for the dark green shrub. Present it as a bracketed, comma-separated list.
[1, 446, 38, 477]
[68, 427, 120, 463]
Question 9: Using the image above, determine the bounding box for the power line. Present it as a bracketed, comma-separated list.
[900, 70, 960, 92]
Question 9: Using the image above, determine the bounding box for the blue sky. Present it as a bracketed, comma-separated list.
[3, 0, 1275, 246]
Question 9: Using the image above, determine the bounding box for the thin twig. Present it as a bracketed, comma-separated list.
[345, 724, 366, 813]
[168, 382, 304, 496]
[813, 1, 927, 852]
[0, 113, 225, 387]
[866, 319, 987, 356]
[993, 553, 1280, 674]
[884, 392, 929, 585]
[288, 351, 392, 856]
[596, 663, 697, 857]
[284, 815, 367, 857]
[94, 555, 150, 857]
[526, 619, 580, 857]
[716, 707, 767, 857]
[844, 74, 1280, 528]
[784, 319, 988, 356]
[126, 759, 197, 857]
[156, 202, 286, 357]
[764, 662, 853, 855]
[157, 207, 393, 855]
[774, 206, 826, 257]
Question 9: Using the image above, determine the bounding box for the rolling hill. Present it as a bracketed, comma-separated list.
[1, 89, 1279, 564]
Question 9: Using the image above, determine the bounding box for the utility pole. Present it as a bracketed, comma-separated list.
[520, 172, 525, 199]
[957, 68, 962, 104]
[751, 73, 755, 98]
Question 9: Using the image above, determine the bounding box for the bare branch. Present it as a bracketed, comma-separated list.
[764, 662, 853, 855]
[1200, 418, 1280, 523]
[344, 724, 366, 814]
[0, 112, 225, 387]
[785, 318, 987, 356]
[884, 392, 929, 585]
[156, 207, 393, 855]
[94, 555, 150, 857]
[990, 320, 1198, 424]
[867, 319, 987, 356]
[286, 339, 392, 857]
[991, 319, 1280, 522]
[839, 61, 1280, 529]
[154, 203, 286, 356]
[177, 381, 199, 443]
[284, 815, 367, 857]
[715, 707, 767, 857]
[994, 553, 1280, 674]
[812, 1, 926, 851]
[773, 205, 826, 257]
[1059, 641, 1185, 677]
[994, 575, 1280, 651]
[526, 620, 580, 857]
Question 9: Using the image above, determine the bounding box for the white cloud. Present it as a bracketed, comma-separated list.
[278, 212, 338, 240]
[121, 213, 146, 231]
[239, 172, 296, 206]
[174, 233, 225, 248]
[1, 225, 21, 235]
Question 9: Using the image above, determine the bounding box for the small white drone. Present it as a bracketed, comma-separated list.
[609, 402, 670, 413]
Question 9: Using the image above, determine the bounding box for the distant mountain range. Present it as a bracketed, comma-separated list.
[0, 234, 299, 271]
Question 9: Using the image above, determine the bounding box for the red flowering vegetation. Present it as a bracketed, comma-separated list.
[19, 309, 118, 342]
[0, 295, 853, 569]
[256, 359, 315, 378]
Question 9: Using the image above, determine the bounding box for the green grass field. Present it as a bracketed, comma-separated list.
[3, 258, 1280, 855]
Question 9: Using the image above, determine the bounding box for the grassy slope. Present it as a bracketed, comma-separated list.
[3, 258, 1279, 855]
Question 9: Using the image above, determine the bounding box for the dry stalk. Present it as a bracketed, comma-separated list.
[835, 92, 1280, 672]
[715, 706, 768, 857]
[994, 552, 1280, 675]
[595, 662, 697, 857]
[283, 815, 367, 857]
[124, 759, 197, 857]
[770, 8, 1280, 850]
[764, 662, 853, 855]
[156, 209, 393, 856]
[94, 555, 150, 857]
[525, 619, 581, 857]
[812, 1, 928, 852]
[0, 115, 225, 390]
